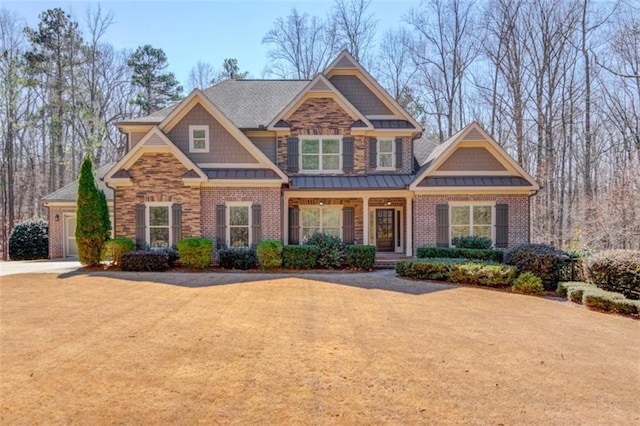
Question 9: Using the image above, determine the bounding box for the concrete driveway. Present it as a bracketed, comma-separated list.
[0, 259, 82, 277]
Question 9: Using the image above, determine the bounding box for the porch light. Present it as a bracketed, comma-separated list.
[319, 199, 324, 206]
[386, 199, 392, 206]
[55, 213, 60, 221]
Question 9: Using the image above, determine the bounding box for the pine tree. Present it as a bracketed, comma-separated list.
[127, 44, 183, 115]
[76, 155, 108, 265]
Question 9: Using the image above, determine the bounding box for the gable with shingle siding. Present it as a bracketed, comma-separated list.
[329, 75, 393, 116]
[166, 103, 258, 164]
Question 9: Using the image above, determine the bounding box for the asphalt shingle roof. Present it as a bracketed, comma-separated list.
[42, 163, 115, 202]
[119, 80, 310, 129]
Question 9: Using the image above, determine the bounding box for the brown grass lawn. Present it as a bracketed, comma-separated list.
[1, 273, 639, 425]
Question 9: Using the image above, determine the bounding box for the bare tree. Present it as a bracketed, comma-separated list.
[331, 0, 377, 64]
[187, 60, 216, 91]
[406, 0, 478, 141]
[262, 8, 338, 79]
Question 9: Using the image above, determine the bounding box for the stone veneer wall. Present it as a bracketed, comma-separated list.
[47, 205, 76, 258]
[276, 97, 414, 175]
[115, 153, 201, 241]
[413, 194, 530, 252]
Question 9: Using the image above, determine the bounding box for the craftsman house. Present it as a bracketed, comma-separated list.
[42, 50, 538, 259]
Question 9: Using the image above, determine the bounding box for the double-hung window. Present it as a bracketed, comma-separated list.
[189, 125, 209, 153]
[300, 136, 341, 172]
[377, 138, 394, 169]
[301, 207, 341, 241]
[227, 203, 251, 247]
[450, 204, 493, 243]
[146, 203, 172, 248]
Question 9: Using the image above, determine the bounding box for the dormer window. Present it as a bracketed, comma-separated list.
[189, 125, 209, 153]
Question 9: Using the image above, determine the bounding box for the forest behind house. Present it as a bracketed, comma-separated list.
[1, 0, 639, 259]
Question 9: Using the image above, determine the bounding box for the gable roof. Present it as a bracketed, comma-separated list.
[409, 122, 539, 191]
[267, 74, 373, 130]
[103, 127, 208, 185]
[158, 89, 288, 180]
[117, 80, 309, 129]
[42, 163, 115, 202]
[324, 50, 422, 131]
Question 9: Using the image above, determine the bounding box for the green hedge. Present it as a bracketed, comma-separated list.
[218, 247, 257, 270]
[583, 250, 640, 299]
[283, 245, 318, 269]
[177, 238, 213, 269]
[396, 259, 516, 288]
[257, 240, 283, 269]
[504, 243, 569, 291]
[305, 232, 344, 269]
[8, 218, 49, 260]
[417, 246, 503, 262]
[120, 251, 169, 272]
[345, 245, 376, 270]
[101, 237, 135, 266]
[557, 282, 639, 317]
[513, 272, 544, 295]
[452, 235, 492, 249]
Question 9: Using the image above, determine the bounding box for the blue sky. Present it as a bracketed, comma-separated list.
[5, 0, 415, 85]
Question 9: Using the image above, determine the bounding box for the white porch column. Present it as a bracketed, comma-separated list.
[406, 196, 413, 256]
[362, 196, 370, 245]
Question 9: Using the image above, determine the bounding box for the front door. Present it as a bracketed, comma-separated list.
[65, 215, 78, 257]
[376, 209, 395, 252]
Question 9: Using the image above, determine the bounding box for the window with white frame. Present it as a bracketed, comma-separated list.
[189, 125, 209, 153]
[227, 203, 251, 247]
[146, 203, 172, 248]
[300, 136, 341, 172]
[377, 138, 394, 169]
[450, 204, 493, 243]
[301, 207, 341, 241]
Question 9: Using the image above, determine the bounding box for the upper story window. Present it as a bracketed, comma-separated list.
[300, 136, 341, 172]
[377, 138, 394, 169]
[189, 125, 209, 153]
[450, 204, 493, 244]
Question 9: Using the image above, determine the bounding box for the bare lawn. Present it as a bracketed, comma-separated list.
[1, 272, 638, 424]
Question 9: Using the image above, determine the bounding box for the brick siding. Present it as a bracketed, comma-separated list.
[413, 194, 530, 252]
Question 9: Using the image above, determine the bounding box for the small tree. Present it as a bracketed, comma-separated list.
[76, 155, 109, 265]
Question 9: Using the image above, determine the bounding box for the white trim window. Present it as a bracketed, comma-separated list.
[300, 136, 341, 172]
[450, 204, 493, 243]
[227, 202, 251, 247]
[189, 125, 209, 153]
[301, 206, 341, 242]
[377, 138, 394, 169]
[146, 202, 172, 248]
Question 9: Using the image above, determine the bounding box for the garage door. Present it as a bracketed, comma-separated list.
[65, 215, 78, 257]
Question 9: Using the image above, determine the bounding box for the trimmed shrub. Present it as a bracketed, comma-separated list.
[417, 246, 503, 262]
[452, 235, 493, 249]
[396, 259, 516, 287]
[218, 247, 257, 270]
[256, 240, 283, 269]
[283, 245, 319, 269]
[101, 238, 135, 266]
[503, 243, 569, 291]
[305, 232, 344, 269]
[8, 218, 49, 260]
[513, 272, 544, 295]
[583, 250, 640, 299]
[345, 245, 376, 270]
[120, 251, 169, 272]
[583, 291, 626, 312]
[558, 281, 639, 316]
[177, 238, 213, 269]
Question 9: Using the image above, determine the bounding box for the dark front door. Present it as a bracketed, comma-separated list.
[376, 209, 395, 252]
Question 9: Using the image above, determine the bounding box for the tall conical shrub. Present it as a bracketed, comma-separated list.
[76, 155, 109, 266]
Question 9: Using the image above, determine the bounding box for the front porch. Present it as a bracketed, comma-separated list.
[283, 191, 414, 256]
